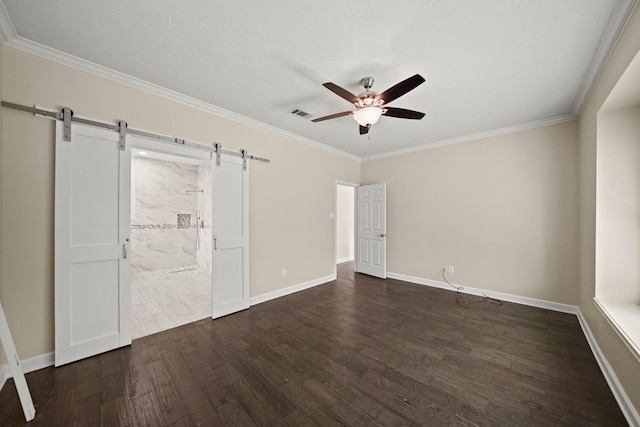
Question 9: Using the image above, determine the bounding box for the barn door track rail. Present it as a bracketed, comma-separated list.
[1, 101, 270, 165]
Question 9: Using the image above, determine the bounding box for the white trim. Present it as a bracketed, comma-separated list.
[334, 180, 359, 277]
[386, 272, 579, 314]
[17, 352, 54, 376]
[0, 365, 6, 391]
[593, 298, 640, 364]
[577, 309, 640, 427]
[387, 270, 640, 425]
[364, 114, 577, 161]
[2, 281, 638, 426]
[249, 274, 335, 306]
[335, 180, 360, 187]
[0, 35, 360, 163]
[0, 351, 55, 391]
[0, 364, 6, 391]
[1, 2, 637, 162]
[572, 0, 640, 115]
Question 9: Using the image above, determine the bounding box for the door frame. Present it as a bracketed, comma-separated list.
[334, 180, 359, 276]
[128, 135, 215, 320]
[128, 136, 212, 163]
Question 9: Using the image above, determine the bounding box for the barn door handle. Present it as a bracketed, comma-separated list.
[122, 238, 130, 259]
[213, 235, 217, 250]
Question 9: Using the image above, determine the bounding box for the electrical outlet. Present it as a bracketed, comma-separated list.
[448, 265, 455, 274]
[282, 269, 287, 278]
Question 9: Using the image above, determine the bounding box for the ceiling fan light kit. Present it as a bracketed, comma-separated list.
[353, 106, 384, 126]
[312, 74, 426, 135]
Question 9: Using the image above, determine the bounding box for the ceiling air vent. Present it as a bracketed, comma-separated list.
[289, 108, 312, 119]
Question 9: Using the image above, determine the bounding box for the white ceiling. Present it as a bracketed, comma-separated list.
[0, 1, 637, 159]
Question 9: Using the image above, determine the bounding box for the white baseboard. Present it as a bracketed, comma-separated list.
[386, 272, 579, 314]
[336, 257, 354, 264]
[2, 274, 638, 426]
[577, 309, 640, 427]
[387, 271, 639, 426]
[0, 363, 7, 391]
[0, 351, 54, 391]
[250, 274, 336, 306]
[0, 274, 338, 392]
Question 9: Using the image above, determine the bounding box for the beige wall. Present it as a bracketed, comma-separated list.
[579, 5, 640, 415]
[596, 105, 640, 303]
[0, 45, 360, 359]
[362, 121, 579, 304]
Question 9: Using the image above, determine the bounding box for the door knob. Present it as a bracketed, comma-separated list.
[378, 233, 386, 238]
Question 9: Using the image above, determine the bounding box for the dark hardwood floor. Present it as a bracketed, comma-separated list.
[0, 263, 627, 426]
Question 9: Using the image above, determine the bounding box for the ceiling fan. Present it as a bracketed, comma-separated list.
[312, 74, 426, 135]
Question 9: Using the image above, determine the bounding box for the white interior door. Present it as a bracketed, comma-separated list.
[356, 183, 387, 278]
[211, 154, 250, 318]
[54, 122, 131, 366]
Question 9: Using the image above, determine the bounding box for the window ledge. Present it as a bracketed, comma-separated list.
[594, 298, 640, 363]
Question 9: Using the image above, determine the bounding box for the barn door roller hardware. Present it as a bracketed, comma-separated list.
[1, 101, 270, 164]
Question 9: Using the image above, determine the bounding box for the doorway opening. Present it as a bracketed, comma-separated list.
[130, 149, 212, 339]
[336, 182, 356, 275]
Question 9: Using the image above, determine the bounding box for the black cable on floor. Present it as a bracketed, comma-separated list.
[442, 268, 503, 307]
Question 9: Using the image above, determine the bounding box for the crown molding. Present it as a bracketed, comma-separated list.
[0, 16, 360, 164]
[363, 113, 576, 161]
[1, 0, 635, 162]
[572, 0, 640, 115]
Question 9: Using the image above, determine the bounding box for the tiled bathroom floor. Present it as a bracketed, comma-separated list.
[131, 268, 212, 339]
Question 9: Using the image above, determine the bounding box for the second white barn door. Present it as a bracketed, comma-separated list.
[356, 183, 387, 279]
[211, 155, 250, 318]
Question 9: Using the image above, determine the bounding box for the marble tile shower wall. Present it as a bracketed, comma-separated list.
[132, 156, 202, 275]
[196, 163, 212, 272]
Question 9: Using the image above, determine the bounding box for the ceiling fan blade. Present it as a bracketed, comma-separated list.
[383, 107, 425, 120]
[311, 110, 353, 122]
[323, 82, 360, 104]
[359, 125, 369, 135]
[377, 74, 426, 104]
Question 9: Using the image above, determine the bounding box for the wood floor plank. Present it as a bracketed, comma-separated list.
[124, 353, 152, 400]
[0, 262, 628, 426]
[278, 380, 321, 415]
[160, 349, 223, 426]
[127, 391, 161, 427]
[100, 395, 132, 427]
[216, 400, 258, 427]
[154, 392, 188, 426]
[224, 378, 283, 426]
[279, 409, 319, 427]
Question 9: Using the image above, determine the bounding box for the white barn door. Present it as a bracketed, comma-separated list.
[54, 122, 131, 366]
[356, 183, 387, 278]
[211, 154, 250, 318]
